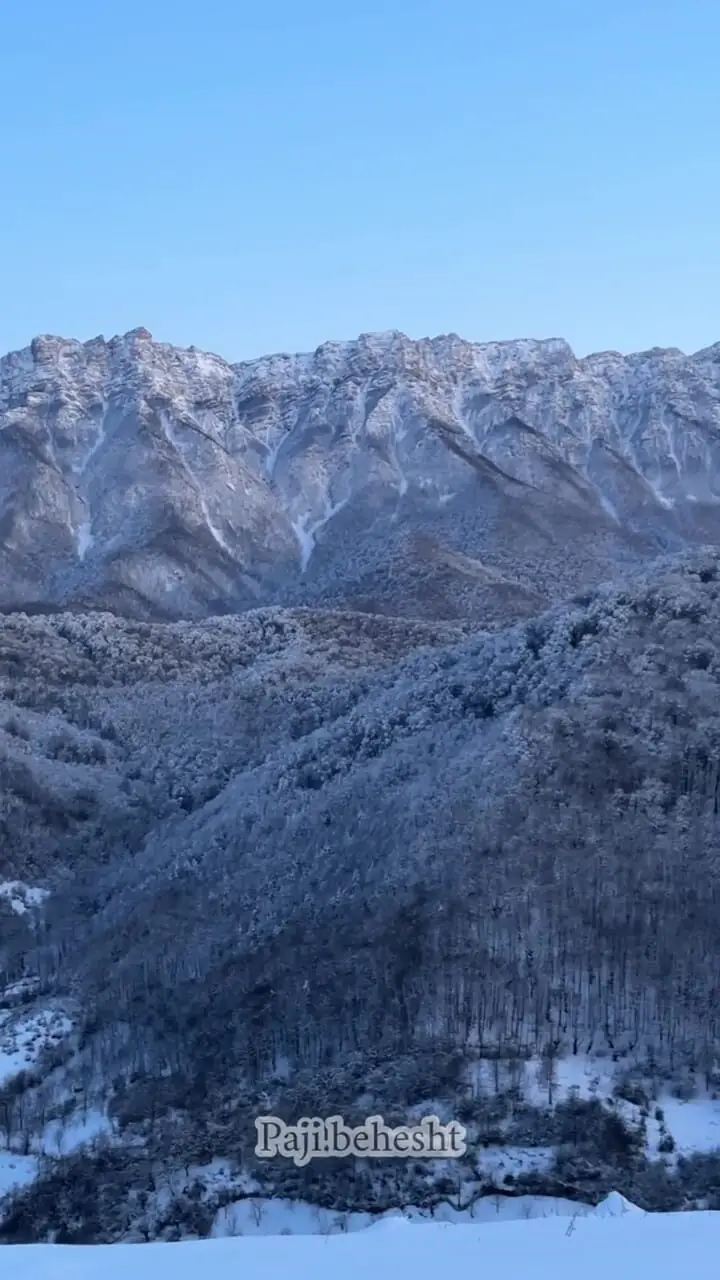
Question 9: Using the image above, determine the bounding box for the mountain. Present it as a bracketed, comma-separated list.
[3, 328, 720, 624]
[4, 328, 720, 1243]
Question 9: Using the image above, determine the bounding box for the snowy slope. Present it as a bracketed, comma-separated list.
[3, 1202, 720, 1280]
[3, 327, 720, 619]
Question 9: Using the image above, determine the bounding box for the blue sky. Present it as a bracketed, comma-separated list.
[1, 0, 718, 361]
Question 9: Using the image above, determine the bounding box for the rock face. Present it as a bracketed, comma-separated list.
[3, 328, 720, 622]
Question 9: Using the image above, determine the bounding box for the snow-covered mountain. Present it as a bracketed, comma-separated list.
[5, 332, 720, 1246]
[3, 328, 720, 621]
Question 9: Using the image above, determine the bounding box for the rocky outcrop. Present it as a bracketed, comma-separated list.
[2, 328, 720, 621]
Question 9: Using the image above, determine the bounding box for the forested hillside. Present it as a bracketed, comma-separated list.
[2, 550, 720, 1239]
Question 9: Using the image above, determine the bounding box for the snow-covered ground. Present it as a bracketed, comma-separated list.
[0, 1152, 38, 1198]
[659, 1095, 720, 1155]
[41, 1107, 114, 1157]
[4, 1031, 720, 1238]
[466, 1049, 621, 1106]
[546, 1052, 720, 1161]
[4, 1199, 720, 1279]
[0, 882, 49, 916]
[212, 1191, 596, 1237]
[466, 1050, 720, 1164]
[0, 1006, 73, 1086]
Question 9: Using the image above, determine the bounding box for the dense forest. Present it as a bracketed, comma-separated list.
[2, 550, 720, 1238]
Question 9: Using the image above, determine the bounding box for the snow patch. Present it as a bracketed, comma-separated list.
[659, 1094, 720, 1156]
[475, 1145, 555, 1180]
[72, 403, 108, 476]
[596, 488, 621, 523]
[292, 495, 350, 572]
[0, 1006, 73, 1085]
[76, 518, 94, 559]
[0, 882, 49, 916]
[1, 977, 40, 1003]
[212, 1192, 596, 1238]
[451, 384, 478, 446]
[42, 1108, 114, 1157]
[264, 429, 286, 478]
[593, 1191, 645, 1218]
[198, 495, 234, 556]
[0, 1152, 38, 1199]
[388, 418, 410, 496]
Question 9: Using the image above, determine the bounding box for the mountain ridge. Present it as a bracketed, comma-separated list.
[3, 327, 720, 624]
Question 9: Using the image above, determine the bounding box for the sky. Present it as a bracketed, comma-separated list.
[1, 0, 719, 363]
